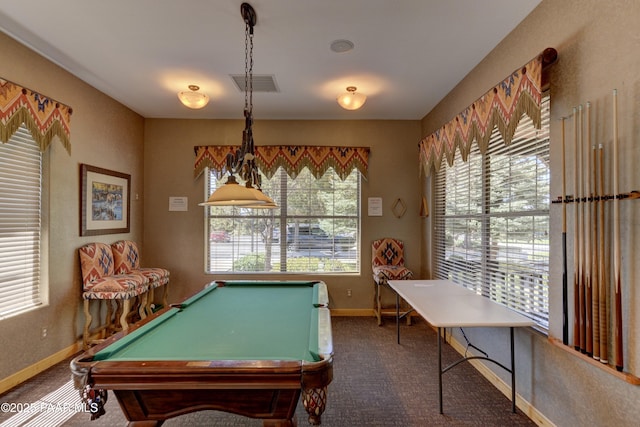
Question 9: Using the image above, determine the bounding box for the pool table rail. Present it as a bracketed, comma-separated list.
[70, 280, 334, 426]
[71, 342, 333, 427]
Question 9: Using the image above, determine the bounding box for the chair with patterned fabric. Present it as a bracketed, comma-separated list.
[372, 238, 414, 326]
[111, 240, 170, 316]
[79, 242, 149, 349]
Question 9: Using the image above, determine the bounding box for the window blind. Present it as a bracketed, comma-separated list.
[433, 95, 550, 329]
[205, 167, 360, 274]
[0, 126, 43, 319]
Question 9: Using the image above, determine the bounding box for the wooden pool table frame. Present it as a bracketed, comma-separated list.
[70, 281, 333, 427]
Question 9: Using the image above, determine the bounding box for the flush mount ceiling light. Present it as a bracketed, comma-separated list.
[178, 85, 209, 109]
[200, 3, 276, 208]
[337, 86, 367, 110]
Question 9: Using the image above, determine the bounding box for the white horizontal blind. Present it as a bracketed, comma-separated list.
[205, 167, 360, 274]
[0, 126, 43, 319]
[433, 94, 550, 329]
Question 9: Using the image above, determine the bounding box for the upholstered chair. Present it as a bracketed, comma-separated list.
[372, 238, 414, 325]
[111, 240, 170, 315]
[78, 242, 149, 348]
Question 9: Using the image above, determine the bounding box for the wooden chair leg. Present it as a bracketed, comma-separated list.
[112, 300, 123, 331]
[375, 283, 383, 326]
[83, 299, 92, 350]
[161, 283, 169, 308]
[105, 300, 114, 334]
[119, 299, 131, 332]
[138, 292, 148, 320]
[126, 296, 142, 323]
[146, 288, 155, 316]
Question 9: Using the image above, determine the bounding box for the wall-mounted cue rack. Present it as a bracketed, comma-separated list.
[552, 191, 640, 204]
[549, 90, 640, 385]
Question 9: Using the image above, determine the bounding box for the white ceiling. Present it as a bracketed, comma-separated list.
[0, 0, 541, 120]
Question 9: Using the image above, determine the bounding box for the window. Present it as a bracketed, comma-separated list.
[433, 94, 550, 329]
[205, 167, 360, 274]
[0, 126, 43, 319]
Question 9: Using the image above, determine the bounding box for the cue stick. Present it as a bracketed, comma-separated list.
[561, 117, 569, 346]
[572, 107, 581, 351]
[591, 141, 600, 361]
[584, 102, 593, 357]
[577, 105, 586, 353]
[612, 89, 623, 371]
[598, 143, 608, 364]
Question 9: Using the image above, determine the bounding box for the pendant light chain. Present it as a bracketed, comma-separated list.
[248, 27, 254, 113]
[200, 3, 275, 207]
[241, 11, 258, 188]
[244, 14, 254, 114]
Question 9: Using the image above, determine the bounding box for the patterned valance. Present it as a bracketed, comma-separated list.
[0, 78, 72, 153]
[194, 145, 370, 180]
[418, 48, 557, 176]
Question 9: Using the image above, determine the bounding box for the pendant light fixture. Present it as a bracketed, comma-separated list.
[337, 86, 367, 110]
[200, 3, 276, 208]
[178, 85, 209, 109]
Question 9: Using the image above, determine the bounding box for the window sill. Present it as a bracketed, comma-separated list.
[549, 337, 640, 385]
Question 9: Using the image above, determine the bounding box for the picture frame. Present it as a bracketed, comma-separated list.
[80, 164, 131, 236]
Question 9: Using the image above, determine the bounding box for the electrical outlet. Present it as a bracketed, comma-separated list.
[41, 327, 47, 338]
[347, 289, 352, 297]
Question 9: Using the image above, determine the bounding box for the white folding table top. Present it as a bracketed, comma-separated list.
[388, 280, 534, 328]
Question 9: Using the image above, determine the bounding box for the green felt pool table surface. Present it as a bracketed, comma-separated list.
[71, 280, 334, 427]
[94, 280, 328, 362]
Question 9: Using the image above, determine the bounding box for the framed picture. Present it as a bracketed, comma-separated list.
[80, 164, 131, 236]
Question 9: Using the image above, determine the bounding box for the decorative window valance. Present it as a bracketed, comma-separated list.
[418, 48, 557, 176]
[0, 78, 72, 154]
[194, 145, 370, 180]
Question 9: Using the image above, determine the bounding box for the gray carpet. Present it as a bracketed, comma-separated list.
[0, 317, 536, 426]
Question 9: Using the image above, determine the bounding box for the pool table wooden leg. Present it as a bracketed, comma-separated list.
[302, 386, 327, 425]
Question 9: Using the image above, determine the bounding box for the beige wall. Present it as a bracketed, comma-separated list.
[421, 0, 640, 425]
[3, 1, 640, 425]
[0, 25, 423, 382]
[143, 119, 422, 308]
[0, 31, 145, 379]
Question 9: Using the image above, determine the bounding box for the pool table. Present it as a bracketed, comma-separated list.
[70, 280, 333, 426]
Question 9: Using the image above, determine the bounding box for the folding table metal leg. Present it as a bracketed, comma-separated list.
[510, 327, 516, 413]
[396, 292, 400, 344]
[438, 327, 443, 414]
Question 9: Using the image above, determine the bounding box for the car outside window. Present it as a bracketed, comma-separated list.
[205, 167, 360, 274]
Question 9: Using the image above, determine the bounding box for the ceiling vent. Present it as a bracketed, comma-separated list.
[231, 74, 279, 92]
